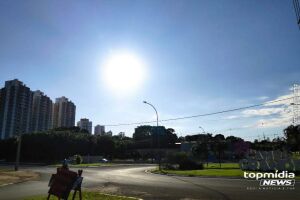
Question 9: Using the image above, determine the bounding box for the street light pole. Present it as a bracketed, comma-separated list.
[15, 134, 22, 171]
[143, 101, 158, 127]
[143, 101, 161, 170]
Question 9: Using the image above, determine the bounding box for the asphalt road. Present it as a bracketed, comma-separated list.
[0, 164, 299, 200]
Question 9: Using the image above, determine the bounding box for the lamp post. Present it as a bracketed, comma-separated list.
[143, 101, 161, 170]
[15, 134, 22, 171]
[143, 101, 158, 127]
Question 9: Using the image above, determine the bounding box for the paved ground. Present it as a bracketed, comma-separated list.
[0, 164, 299, 200]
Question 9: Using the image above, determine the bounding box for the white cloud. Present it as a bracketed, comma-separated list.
[224, 115, 239, 119]
[257, 96, 269, 100]
[265, 94, 293, 106]
[254, 115, 292, 128]
[242, 107, 284, 117]
[240, 90, 295, 129]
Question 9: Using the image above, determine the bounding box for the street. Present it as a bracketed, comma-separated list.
[0, 164, 299, 200]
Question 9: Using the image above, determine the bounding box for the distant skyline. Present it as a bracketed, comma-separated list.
[1, 0, 300, 140]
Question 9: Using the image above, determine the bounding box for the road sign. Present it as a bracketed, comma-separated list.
[47, 168, 83, 200]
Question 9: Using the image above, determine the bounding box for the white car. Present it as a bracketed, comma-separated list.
[100, 158, 108, 163]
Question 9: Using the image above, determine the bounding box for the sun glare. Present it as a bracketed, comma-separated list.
[102, 52, 146, 94]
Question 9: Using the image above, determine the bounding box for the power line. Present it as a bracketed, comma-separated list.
[103, 96, 294, 127]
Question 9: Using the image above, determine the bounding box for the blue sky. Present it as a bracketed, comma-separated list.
[0, 0, 300, 140]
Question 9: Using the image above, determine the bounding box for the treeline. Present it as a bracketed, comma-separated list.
[0, 126, 179, 163]
[0, 124, 299, 164]
[0, 131, 123, 163]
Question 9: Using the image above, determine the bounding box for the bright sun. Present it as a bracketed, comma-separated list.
[102, 52, 146, 94]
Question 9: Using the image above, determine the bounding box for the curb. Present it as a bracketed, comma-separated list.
[50, 163, 156, 169]
[95, 192, 143, 200]
[146, 170, 300, 182]
[146, 169, 245, 179]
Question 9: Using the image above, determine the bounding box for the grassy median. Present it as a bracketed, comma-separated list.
[152, 162, 242, 177]
[23, 191, 139, 200]
[156, 168, 244, 177]
[153, 163, 300, 179]
[204, 163, 240, 169]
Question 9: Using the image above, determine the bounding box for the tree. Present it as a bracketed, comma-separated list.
[233, 140, 250, 159]
[192, 142, 209, 167]
[185, 133, 212, 142]
[162, 128, 178, 147]
[214, 134, 225, 141]
[225, 135, 242, 143]
[284, 125, 300, 151]
[95, 136, 115, 158]
[133, 125, 178, 148]
[133, 125, 152, 141]
[212, 140, 226, 168]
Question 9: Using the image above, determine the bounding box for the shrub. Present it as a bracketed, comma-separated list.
[74, 155, 83, 164]
[179, 159, 203, 170]
[162, 163, 178, 170]
[166, 152, 188, 164]
[164, 152, 203, 170]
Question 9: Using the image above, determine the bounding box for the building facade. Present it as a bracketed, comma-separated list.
[0, 79, 33, 139]
[105, 130, 113, 137]
[77, 118, 92, 134]
[52, 96, 76, 128]
[94, 125, 105, 136]
[30, 90, 53, 132]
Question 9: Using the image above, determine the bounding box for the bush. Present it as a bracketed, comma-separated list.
[179, 159, 203, 170]
[164, 152, 203, 170]
[74, 155, 83, 164]
[162, 163, 178, 170]
[166, 152, 188, 164]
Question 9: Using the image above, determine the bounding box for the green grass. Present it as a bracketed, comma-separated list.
[52, 163, 113, 167]
[156, 168, 244, 177]
[204, 163, 240, 169]
[153, 163, 300, 179]
[23, 191, 138, 200]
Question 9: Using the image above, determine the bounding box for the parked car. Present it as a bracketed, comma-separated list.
[100, 158, 108, 163]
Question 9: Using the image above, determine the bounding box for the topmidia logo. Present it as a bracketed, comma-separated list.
[259, 179, 295, 186]
[244, 171, 295, 187]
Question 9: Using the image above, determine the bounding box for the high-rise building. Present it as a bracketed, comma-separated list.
[94, 125, 105, 136]
[0, 79, 33, 139]
[106, 130, 113, 137]
[30, 90, 53, 132]
[52, 96, 76, 128]
[77, 118, 92, 134]
[118, 132, 125, 138]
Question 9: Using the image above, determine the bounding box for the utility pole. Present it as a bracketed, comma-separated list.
[15, 134, 22, 171]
